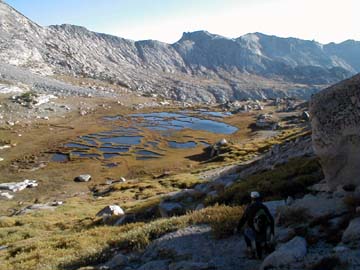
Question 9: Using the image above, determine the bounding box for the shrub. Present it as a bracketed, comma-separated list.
[207, 157, 323, 206]
[278, 207, 311, 227]
[187, 205, 243, 239]
[343, 195, 360, 212]
[0, 217, 16, 228]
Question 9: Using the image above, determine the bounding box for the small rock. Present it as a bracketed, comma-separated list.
[51, 201, 63, 206]
[74, 174, 92, 182]
[0, 157, 3, 162]
[120, 177, 126, 182]
[96, 205, 125, 217]
[218, 138, 227, 146]
[105, 179, 113, 185]
[0, 245, 8, 251]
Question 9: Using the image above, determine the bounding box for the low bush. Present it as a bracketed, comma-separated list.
[278, 207, 311, 227]
[343, 194, 360, 213]
[206, 157, 323, 206]
[190, 205, 244, 239]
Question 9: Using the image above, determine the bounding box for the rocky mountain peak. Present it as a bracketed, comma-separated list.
[49, 24, 90, 34]
[179, 30, 226, 42]
[0, 2, 359, 102]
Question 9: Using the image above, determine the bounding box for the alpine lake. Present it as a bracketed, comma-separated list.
[52, 110, 238, 168]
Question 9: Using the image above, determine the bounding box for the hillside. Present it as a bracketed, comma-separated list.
[1, 1, 360, 102]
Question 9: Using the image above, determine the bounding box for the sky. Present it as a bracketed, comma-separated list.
[5, 0, 360, 44]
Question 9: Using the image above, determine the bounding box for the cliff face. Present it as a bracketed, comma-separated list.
[1, 1, 360, 102]
[310, 74, 360, 189]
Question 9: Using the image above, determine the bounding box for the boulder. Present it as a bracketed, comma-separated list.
[159, 202, 184, 218]
[96, 205, 125, 218]
[104, 253, 128, 269]
[290, 193, 347, 218]
[0, 145, 11, 150]
[136, 260, 169, 270]
[169, 261, 213, 270]
[168, 189, 203, 202]
[310, 74, 360, 189]
[342, 217, 360, 244]
[0, 192, 14, 199]
[195, 203, 205, 211]
[0, 179, 38, 192]
[218, 138, 228, 146]
[114, 214, 136, 226]
[17, 203, 57, 215]
[333, 245, 349, 253]
[264, 200, 285, 217]
[261, 236, 307, 270]
[74, 174, 92, 182]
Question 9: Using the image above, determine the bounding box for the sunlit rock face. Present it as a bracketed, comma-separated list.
[310, 74, 360, 189]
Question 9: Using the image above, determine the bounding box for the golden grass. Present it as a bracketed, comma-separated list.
[0, 205, 243, 270]
[0, 101, 314, 270]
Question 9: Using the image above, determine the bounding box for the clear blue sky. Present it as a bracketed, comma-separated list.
[5, 0, 360, 43]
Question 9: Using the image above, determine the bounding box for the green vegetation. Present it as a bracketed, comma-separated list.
[206, 128, 310, 164]
[18, 91, 38, 103]
[343, 194, 360, 213]
[205, 157, 323, 206]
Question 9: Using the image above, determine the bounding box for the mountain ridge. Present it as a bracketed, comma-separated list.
[1, 0, 360, 102]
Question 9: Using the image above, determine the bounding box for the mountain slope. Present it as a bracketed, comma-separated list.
[0, 0, 359, 102]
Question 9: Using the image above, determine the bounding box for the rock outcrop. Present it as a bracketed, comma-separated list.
[261, 237, 307, 270]
[310, 74, 360, 189]
[342, 217, 360, 244]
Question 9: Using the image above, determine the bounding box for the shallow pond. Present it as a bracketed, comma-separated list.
[131, 112, 237, 134]
[168, 141, 197, 149]
[53, 110, 237, 162]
